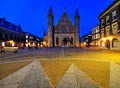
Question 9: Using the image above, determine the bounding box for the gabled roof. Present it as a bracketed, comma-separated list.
[0, 17, 23, 33]
[56, 11, 73, 26]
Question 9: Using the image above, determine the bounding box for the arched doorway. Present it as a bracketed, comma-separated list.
[100, 40, 105, 47]
[112, 38, 118, 48]
[56, 37, 59, 46]
[106, 40, 110, 49]
[63, 38, 67, 45]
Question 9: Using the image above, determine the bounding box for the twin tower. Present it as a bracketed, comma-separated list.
[48, 6, 80, 47]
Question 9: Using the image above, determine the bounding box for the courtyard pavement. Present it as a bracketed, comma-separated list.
[0, 47, 120, 88]
[0, 60, 120, 88]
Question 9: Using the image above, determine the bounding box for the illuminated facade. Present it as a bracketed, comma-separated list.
[0, 17, 24, 48]
[42, 30, 48, 47]
[25, 32, 41, 48]
[48, 6, 80, 47]
[92, 25, 100, 46]
[99, 0, 120, 49]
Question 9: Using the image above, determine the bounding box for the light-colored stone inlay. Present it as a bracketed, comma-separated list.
[0, 61, 34, 88]
[57, 64, 102, 88]
[109, 62, 120, 88]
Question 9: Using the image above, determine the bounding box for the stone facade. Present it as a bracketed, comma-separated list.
[0, 17, 24, 48]
[99, 0, 120, 50]
[92, 25, 100, 46]
[48, 6, 80, 47]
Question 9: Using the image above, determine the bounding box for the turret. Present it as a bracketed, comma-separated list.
[48, 5, 54, 47]
[48, 5, 54, 26]
[74, 8, 80, 47]
[74, 8, 80, 27]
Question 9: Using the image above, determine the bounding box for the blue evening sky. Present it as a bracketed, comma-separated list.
[0, 0, 114, 37]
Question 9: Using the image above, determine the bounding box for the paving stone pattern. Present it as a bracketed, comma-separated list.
[0, 60, 120, 88]
[57, 64, 102, 88]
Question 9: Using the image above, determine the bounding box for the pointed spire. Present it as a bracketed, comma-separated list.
[48, 5, 53, 15]
[64, 8, 66, 12]
[62, 8, 68, 18]
[75, 8, 80, 18]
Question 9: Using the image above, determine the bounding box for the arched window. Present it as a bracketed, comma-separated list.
[112, 39, 118, 48]
[71, 37, 73, 44]
[56, 37, 59, 45]
[62, 26, 67, 33]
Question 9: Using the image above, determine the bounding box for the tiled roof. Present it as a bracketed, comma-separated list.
[0, 17, 23, 33]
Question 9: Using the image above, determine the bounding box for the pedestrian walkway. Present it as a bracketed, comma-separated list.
[109, 62, 120, 88]
[0, 60, 120, 88]
[0, 48, 38, 60]
[0, 60, 34, 88]
[57, 64, 101, 88]
[0, 60, 51, 88]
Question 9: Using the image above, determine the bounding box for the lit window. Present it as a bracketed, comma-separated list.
[2, 42, 5, 47]
[30, 36, 33, 39]
[106, 26, 110, 36]
[101, 28, 104, 37]
[112, 10, 117, 20]
[112, 23, 117, 34]
[26, 35, 28, 38]
[96, 28, 99, 33]
[86, 39, 88, 42]
[101, 19, 104, 27]
[26, 39, 28, 43]
[96, 34, 100, 39]
[106, 15, 110, 24]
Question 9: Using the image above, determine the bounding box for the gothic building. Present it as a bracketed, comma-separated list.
[48, 6, 80, 47]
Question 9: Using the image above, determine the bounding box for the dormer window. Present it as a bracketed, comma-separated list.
[112, 10, 117, 20]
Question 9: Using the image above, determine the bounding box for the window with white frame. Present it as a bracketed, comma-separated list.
[96, 33, 100, 39]
[106, 26, 110, 36]
[96, 28, 99, 33]
[101, 28, 104, 37]
[106, 15, 110, 24]
[112, 23, 118, 34]
[101, 19, 104, 27]
[112, 10, 117, 20]
[26, 35, 28, 38]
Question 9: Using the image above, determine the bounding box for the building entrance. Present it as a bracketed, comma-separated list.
[63, 38, 67, 45]
[106, 40, 110, 49]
